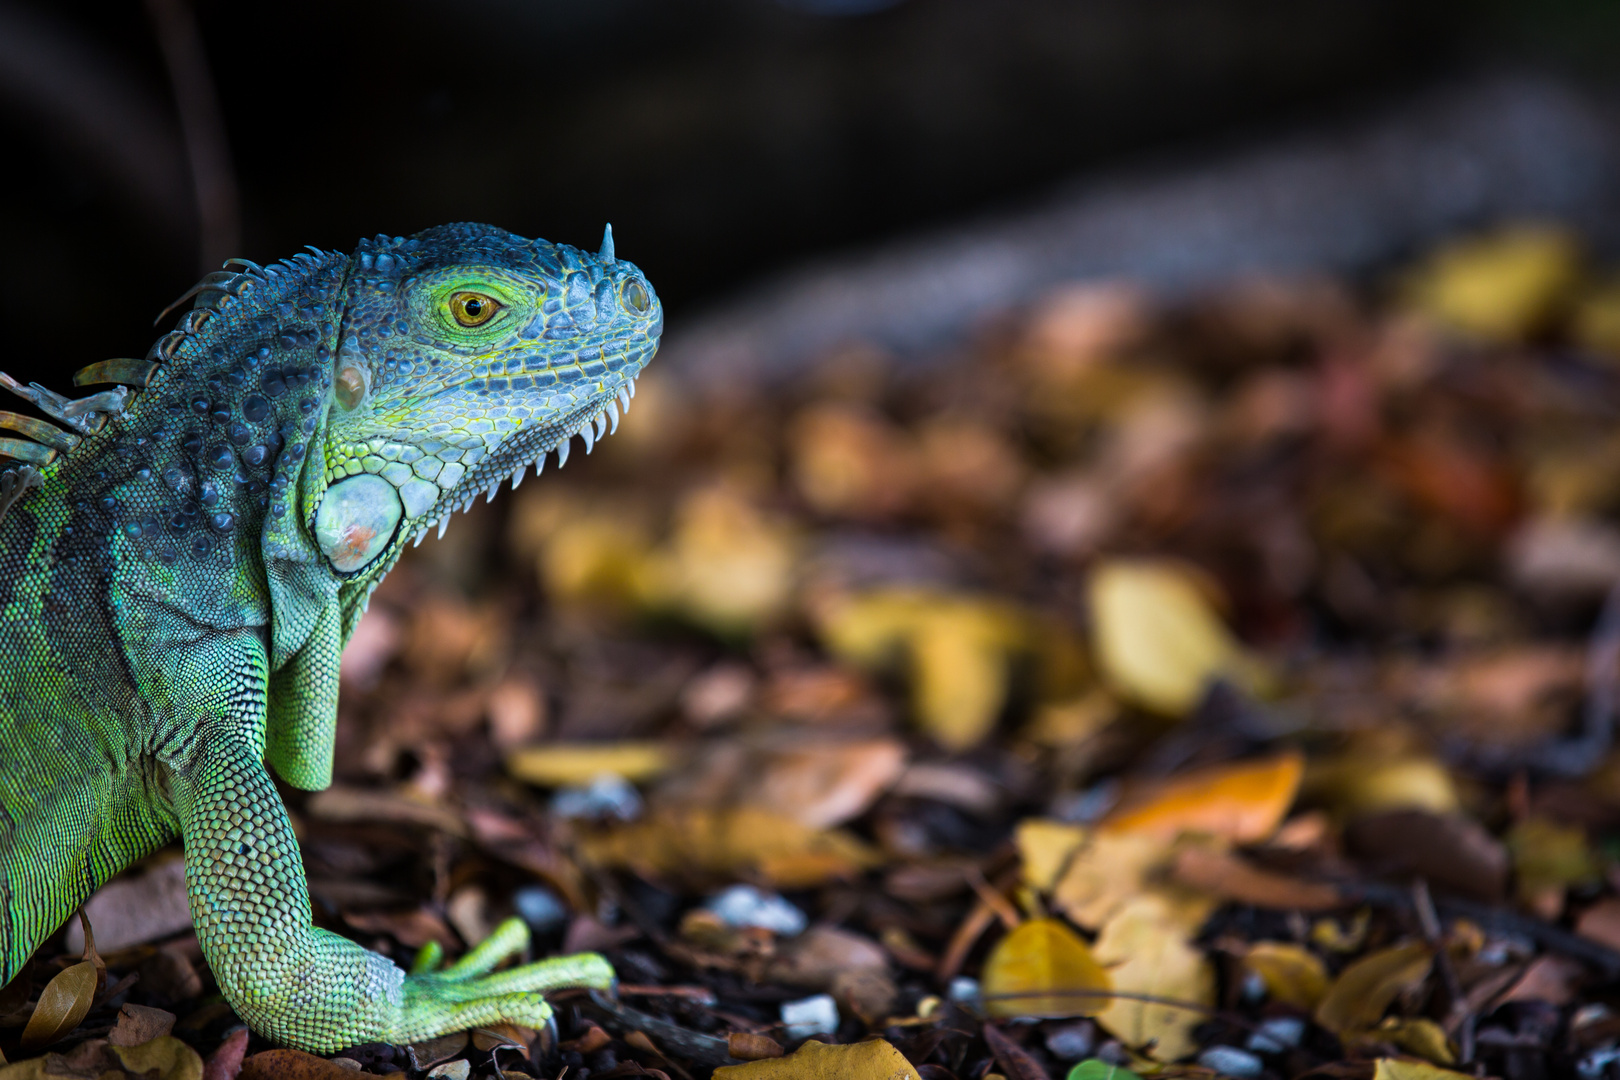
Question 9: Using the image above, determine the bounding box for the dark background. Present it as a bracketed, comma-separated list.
[0, 0, 1616, 379]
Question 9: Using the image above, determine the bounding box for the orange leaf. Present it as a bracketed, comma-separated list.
[1102, 752, 1303, 843]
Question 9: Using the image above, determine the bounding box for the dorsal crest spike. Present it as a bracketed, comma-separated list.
[599, 223, 615, 265]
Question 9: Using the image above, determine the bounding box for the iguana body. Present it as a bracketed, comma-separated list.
[0, 223, 660, 1050]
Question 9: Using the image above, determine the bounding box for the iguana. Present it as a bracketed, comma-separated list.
[0, 222, 661, 1051]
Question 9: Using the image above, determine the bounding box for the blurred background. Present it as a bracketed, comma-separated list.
[3, 0, 1619, 379]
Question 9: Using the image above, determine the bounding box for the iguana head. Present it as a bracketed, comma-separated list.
[309, 222, 661, 577]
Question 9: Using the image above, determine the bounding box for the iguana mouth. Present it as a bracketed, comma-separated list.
[402, 360, 651, 549]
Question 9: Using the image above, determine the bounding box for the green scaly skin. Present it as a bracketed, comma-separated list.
[0, 223, 661, 1051]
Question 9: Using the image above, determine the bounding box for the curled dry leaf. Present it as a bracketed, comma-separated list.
[240, 1049, 361, 1080]
[202, 1028, 250, 1080]
[1087, 558, 1267, 717]
[1314, 941, 1434, 1036]
[712, 1037, 922, 1079]
[19, 960, 97, 1051]
[1102, 752, 1303, 843]
[981, 917, 1112, 1019]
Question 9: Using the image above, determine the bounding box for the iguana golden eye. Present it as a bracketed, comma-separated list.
[449, 291, 500, 327]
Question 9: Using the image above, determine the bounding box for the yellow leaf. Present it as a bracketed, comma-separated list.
[1506, 816, 1600, 904]
[713, 1037, 921, 1079]
[1311, 754, 1460, 817]
[505, 741, 672, 787]
[1315, 942, 1433, 1036]
[20, 961, 97, 1051]
[815, 589, 1031, 751]
[1101, 752, 1303, 843]
[1376, 1017, 1457, 1066]
[1242, 941, 1329, 1009]
[1372, 1058, 1474, 1080]
[1403, 224, 1581, 343]
[1051, 831, 1175, 930]
[636, 485, 798, 634]
[114, 1036, 204, 1080]
[1088, 559, 1265, 717]
[1017, 819, 1088, 893]
[981, 918, 1112, 1019]
[1092, 893, 1216, 1062]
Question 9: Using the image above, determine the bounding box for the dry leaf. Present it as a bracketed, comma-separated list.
[712, 1036, 922, 1079]
[1342, 810, 1508, 903]
[1314, 942, 1433, 1036]
[65, 856, 191, 954]
[1102, 752, 1303, 842]
[505, 741, 672, 787]
[1017, 819, 1089, 893]
[1372, 1058, 1473, 1080]
[202, 1028, 250, 1080]
[637, 485, 799, 634]
[981, 918, 1112, 1019]
[982, 1024, 1054, 1080]
[1088, 559, 1265, 717]
[1403, 224, 1581, 342]
[579, 807, 879, 888]
[815, 588, 1031, 750]
[114, 1036, 204, 1080]
[1170, 844, 1340, 911]
[1051, 831, 1174, 930]
[20, 961, 97, 1051]
[745, 737, 907, 829]
[1506, 816, 1600, 910]
[1374, 1018, 1456, 1065]
[240, 1049, 359, 1080]
[1243, 941, 1329, 1009]
[728, 1033, 784, 1061]
[1091, 893, 1216, 1061]
[108, 1003, 177, 1046]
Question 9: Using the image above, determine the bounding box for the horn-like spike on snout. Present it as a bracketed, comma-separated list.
[599, 223, 615, 264]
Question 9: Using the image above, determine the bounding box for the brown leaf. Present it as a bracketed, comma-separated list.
[981, 1024, 1052, 1080]
[240, 1049, 357, 1080]
[1578, 898, 1620, 951]
[727, 1033, 784, 1061]
[108, 1003, 177, 1047]
[202, 1028, 250, 1080]
[20, 961, 97, 1051]
[1170, 844, 1343, 911]
[1343, 810, 1509, 903]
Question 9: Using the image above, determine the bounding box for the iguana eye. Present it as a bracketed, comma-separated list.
[449, 292, 500, 327]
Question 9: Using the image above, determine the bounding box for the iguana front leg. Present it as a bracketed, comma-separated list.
[169, 724, 613, 1052]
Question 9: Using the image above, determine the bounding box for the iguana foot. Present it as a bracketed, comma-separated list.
[389, 918, 614, 1044]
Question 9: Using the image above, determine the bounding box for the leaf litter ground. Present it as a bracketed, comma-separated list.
[14, 223, 1620, 1079]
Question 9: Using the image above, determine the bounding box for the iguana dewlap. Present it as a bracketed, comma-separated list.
[0, 223, 660, 1051]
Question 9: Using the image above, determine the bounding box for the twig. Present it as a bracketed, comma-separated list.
[143, 0, 240, 271]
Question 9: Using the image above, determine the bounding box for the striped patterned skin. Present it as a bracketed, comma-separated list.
[0, 223, 658, 1050]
